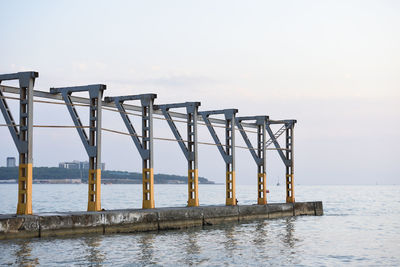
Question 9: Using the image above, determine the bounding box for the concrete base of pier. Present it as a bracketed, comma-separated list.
[0, 201, 323, 240]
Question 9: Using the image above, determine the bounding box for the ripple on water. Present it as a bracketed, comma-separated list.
[0, 185, 400, 266]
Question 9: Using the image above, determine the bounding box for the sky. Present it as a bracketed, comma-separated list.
[0, 0, 399, 185]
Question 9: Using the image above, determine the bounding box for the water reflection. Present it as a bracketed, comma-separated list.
[82, 236, 105, 265]
[280, 217, 299, 265]
[184, 230, 204, 265]
[251, 220, 271, 261]
[282, 217, 296, 248]
[223, 224, 238, 261]
[138, 233, 156, 264]
[14, 240, 39, 266]
[253, 220, 268, 247]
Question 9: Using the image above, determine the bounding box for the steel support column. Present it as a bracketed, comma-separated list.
[50, 84, 106, 211]
[105, 94, 157, 209]
[285, 123, 295, 203]
[199, 109, 238, 206]
[236, 116, 268, 205]
[265, 119, 296, 203]
[0, 72, 38, 215]
[155, 102, 201, 207]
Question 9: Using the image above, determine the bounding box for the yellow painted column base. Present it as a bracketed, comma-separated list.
[286, 197, 295, 203]
[226, 171, 236, 206]
[87, 169, 101, 211]
[286, 174, 295, 203]
[187, 169, 199, 207]
[142, 168, 155, 209]
[17, 163, 33, 215]
[257, 173, 267, 205]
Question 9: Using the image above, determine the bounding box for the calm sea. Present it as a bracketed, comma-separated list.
[0, 184, 399, 266]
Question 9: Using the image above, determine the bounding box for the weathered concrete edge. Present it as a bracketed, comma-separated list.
[0, 201, 323, 240]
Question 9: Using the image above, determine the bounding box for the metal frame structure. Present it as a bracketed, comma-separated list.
[266, 119, 296, 203]
[0, 72, 38, 214]
[0, 77, 299, 213]
[155, 102, 201, 207]
[199, 109, 238, 206]
[236, 116, 269, 205]
[50, 84, 106, 211]
[105, 94, 157, 209]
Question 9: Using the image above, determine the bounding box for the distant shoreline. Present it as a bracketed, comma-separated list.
[0, 167, 215, 184]
[0, 180, 220, 185]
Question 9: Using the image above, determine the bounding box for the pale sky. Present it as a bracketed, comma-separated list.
[0, 0, 399, 185]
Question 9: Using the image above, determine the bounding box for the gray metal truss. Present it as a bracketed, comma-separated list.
[105, 94, 157, 209]
[198, 109, 238, 164]
[154, 102, 200, 161]
[265, 119, 296, 167]
[0, 71, 38, 214]
[0, 72, 38, 155]
[236, 115, 268, 204]
[104, 94, 157, 161]
[1, 79, 299, 207]
[50, 85, 106, 160]
[50, 84, 106, 211]
[265, 119, 296, 203]
[154, 102, 201, 206]
[236, 116, 269, 166]
[199, 109, 238, 205]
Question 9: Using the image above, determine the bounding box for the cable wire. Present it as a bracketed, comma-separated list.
[0, 94, 288, 148]
[0, 123, 288, 151]
[1, 94, 259, 133]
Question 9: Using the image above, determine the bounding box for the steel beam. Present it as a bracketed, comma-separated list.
[199, 109, 238, 206]
[105, 94, 157, 209]
[268, 119, 297, 125]
[0, 85, 258, 129]
[236, 116, 268, 205]
[155, 102, 201, 207]
[0, 71, 38, 215]
[50, 84, 106, 211]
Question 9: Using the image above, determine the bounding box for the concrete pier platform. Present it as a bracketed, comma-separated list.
[0, 201, 323, 240]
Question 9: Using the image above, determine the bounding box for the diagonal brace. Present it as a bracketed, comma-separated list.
[0, 90, 21, 151]
[50, 85, 106, 157]
[265, 122, 290, 166]
[198, 109, 237, 164]
[105, 94, 156, 160]
[0, 72, 38, 153]
[155, 102, 200, 161]
[236, 116, 268, 166]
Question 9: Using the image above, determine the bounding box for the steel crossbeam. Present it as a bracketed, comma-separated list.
[0, 84, 258, 128]
[155, 102, 201, 207]
[0, 72, 38, 214]
[236, 116, 269, 205]
[105, 94, 157, 209]
[199, 109, 238, 206]
[50, 84, 106, 211]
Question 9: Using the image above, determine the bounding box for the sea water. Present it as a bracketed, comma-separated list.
[0, 184, 399, 266]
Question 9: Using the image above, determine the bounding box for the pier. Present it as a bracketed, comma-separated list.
[0, 71, 323, 240]
[0, 202, 323, 240]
